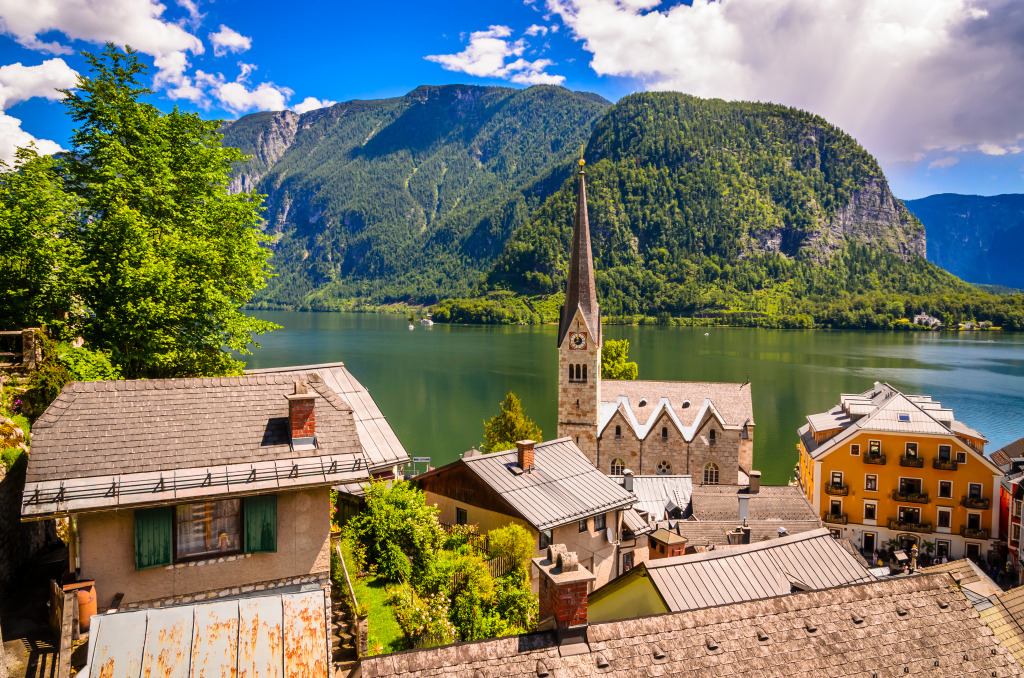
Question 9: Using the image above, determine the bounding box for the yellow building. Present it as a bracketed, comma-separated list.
[797, 382, 1001, 561]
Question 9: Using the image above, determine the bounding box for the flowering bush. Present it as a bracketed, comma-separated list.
[388, 585, 457, 648]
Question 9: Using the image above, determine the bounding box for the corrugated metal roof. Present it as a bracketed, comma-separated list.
[248, 363, 411, 473]
[643, 527, 875, 612]
[86, 590, 327, 678]
[463, 439, 636, 530]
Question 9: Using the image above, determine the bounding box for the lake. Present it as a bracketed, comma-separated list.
[243, 311, 1024, 485]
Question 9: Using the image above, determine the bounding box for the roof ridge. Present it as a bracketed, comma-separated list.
[645, 527, 834, 568]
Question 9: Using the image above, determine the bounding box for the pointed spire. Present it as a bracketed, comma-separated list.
[558, 158, 600, 346]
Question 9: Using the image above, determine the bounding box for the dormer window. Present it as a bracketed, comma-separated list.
[898, 413, 911, 422]
[638, 398, 648, 407]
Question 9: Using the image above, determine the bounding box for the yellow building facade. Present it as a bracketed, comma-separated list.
[797, 382, 1001, 561]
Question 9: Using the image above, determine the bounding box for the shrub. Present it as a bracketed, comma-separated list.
[488, 524, 534, 577]
[388, 585, 457, 648]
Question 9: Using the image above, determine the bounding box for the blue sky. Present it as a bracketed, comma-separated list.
[1, 0, 1022, 199]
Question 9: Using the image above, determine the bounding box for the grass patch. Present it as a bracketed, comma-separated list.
[338, 538, 409, 655]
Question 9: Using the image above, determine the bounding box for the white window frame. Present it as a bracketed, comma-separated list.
[936, 507, 952, 533]
[966, 511, 983, 531]
[850, 444, 860, 456]
[1013, 523, 1021, 545]
[829, 498, 843, 516]
[935, 540, 951, 558]
[905, 442, 919, 459]
[938, 480, 953, 499]
[864, 474, 878, 492]
[937, 444, 952, 461]
[956, 451, 968, 465]
[968, 483, 983, 499]
[898, 476, 924, 495]
[830, 471, 844, 487]
[966, 542, 982, 559]
[898, 505, 921, 524]
[863, 501, 877, 526]
[868, 439, 882, 456]
[1014, 500, 1023, 519]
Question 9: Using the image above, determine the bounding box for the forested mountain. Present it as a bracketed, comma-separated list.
[219, 85, 610, 308]
[905, 194, 1024, 290]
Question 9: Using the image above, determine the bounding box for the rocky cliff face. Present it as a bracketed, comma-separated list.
[226, 110, 300, 195]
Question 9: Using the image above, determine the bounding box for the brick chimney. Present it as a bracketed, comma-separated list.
[286, 381, 316, 444]
[748, 470, 761, 494]
[517, 440, 535, 472]
[533, 545, 595, 654]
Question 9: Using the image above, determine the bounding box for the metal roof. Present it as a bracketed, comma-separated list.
[610, 475, 692, 522]
[641, 527, 875, 612]
[461, 439, 636, 531]
[248, 363, 410, 473]
[85, 589, 328, 678]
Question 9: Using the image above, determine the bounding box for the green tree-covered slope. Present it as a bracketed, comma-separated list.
[220, 85, 610, 308]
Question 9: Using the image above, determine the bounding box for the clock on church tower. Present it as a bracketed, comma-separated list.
[569, 332, 587, 350]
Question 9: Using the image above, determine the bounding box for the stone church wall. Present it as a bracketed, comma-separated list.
[596, 411, 642, 474]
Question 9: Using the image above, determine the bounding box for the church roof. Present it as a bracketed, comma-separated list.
[558, 164, 600, 347]
[597, 379, 754, 441]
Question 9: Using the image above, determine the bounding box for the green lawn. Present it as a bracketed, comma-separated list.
[338, 539, 409, 655]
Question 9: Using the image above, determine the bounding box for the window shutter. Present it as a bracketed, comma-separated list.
[134, 506, 173, 570]
[244, 495, 278, 554]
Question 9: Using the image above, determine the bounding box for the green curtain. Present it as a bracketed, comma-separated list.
[244, 495, 278, 554]
[134, 506, 173, 570]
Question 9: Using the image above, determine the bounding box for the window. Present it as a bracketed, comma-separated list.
[579, 518, 588, 533]
[899, 478, 923, 495]
[850, 444, 860, 456]
[830, 471, 844, 487]
[935, 540, 950, 558]
[937, 507, 951, 529]
[594, 513, 606, 531]
[967, 513, 982, 530]
[615, 425, 621, 439]
[938, 481, 952, 499]
[610, 458, 626, 475]
[576, 364, 582, 381]
[864, 475, 878, 492]
[864, 502, 876, 521]
[869, 440, 881, 455]
[967, 543, 981, 559]
[956, 451, 967, 464]
[661, 426, 668, 440]
[175, 499, 242, 560]
[623, 552, 634, 572]
[657, 459, 673, 475]
[968, 483, 982, 499]
[898, 413, 911, 423]
[938, 445, 952, 461]
[582, 365, 587, 382]
[709, 429, 716, 445]
[568, 365, 573, 381]
[905, 443, 918, 459]
[1014, 524, 1022, 544]
[898, 506, 921, 524]
[539, 529, 553, 550]
[829, 529, 842, 540]
[456, 508, 468, 526]
[703, 462, 719, 484]
[830, 499, 842, 515]
[134, 507, 173, 570]
[1014, 500, 1022, 519]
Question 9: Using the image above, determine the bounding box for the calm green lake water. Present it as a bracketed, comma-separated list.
[244, 312, 1024, 485]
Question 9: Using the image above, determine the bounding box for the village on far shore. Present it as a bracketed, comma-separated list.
[3, 160, 1024, 678]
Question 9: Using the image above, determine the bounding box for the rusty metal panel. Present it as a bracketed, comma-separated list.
[281, 591, 327, 678]
[140, 604, 194, 678]
[238, 596, 284, 678]
[190, 601, 239, 678]
[88, 609, 148, 678]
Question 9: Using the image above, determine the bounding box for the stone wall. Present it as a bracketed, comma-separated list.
[0, 461, 57, 591]
[689, 422, 742, 485]
[595, 411, 641, 474]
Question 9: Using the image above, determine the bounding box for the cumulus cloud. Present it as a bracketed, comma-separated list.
[176, 0, 204, 29]
[425, 24, 565, 85]
[928, 156, 959, 169]
[525, 24, 548, 36]
[0, 59, 78, 163]
[195, 70, 292, 114]
[0, 112, 64, 163]
[547, 0, 1024, 162]
[292, 96, 335, 114]
[210, 24, 251, 57]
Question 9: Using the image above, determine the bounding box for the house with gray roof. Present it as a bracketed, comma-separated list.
[21, 372, 373, 614]
[417, 439, 636, 589]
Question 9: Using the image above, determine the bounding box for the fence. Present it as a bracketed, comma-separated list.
[48, 580, 78, 678]
[438, 521, 490, 555]
[332, 538, 368, 657]
[451, 553, 516, 590]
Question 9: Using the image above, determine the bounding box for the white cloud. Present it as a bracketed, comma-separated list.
[292, 96, 335, 114]
[0, 58, 78, 108]
[176, 0, 204, 29]
[928, 156, 959, 169]
[425, 25, 565, 86]
[547, 0, 1024, 162]
[525, 24, 548, 36]
[0, 112, 64, 163]
[197, 70, 292, 114]
[210, 24, 251, 57]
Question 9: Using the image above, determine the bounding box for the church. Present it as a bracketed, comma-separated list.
[556, 159, 755, 485]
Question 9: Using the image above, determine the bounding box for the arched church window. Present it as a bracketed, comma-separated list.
[568, 365, 574, 381]
[610, 458, 625, 475]
[656, 459, 672, 475]
[709, 429, 716, 445]
[615, 425, 621, 438]
[661, 426, 668, 440]
[575, 364, 582, 381]
[582, 365, 587, 381]
[704, 462, 720, 485]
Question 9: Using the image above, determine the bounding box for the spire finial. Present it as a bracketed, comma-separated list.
[579, 146, 585, 172]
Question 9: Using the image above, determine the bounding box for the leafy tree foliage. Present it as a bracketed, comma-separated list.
[487, 524, 535, 578]
[602, 339, 638, 380]
[481, 392, 542, 454]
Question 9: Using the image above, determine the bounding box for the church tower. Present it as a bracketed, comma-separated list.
[557, 159, 601, 466]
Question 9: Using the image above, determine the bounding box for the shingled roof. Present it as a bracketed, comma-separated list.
[991, 436, 1024, 469]
[22, 374, 368, 518]
[689, 484, 818, 523]
[362, 573, 1020, 678]
[981, 586, 1024, 667]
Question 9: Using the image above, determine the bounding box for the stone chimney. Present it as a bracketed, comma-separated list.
[533, 545, 595, 654]
[738, 495, 750, 523]
[286, 380, 316, 444]
[517, 440, 535, 472]
[623, 468, 634, 493]
[748, 470, 761, 494]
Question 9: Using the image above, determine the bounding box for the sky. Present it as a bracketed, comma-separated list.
[1, 0, 1023, 200]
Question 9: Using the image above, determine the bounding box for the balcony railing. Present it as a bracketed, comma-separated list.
[891, 490, 930, 504]
[932, 458, 958, 471]
[899, 456, 924, 468]
[960, 526, 990, 539]
[823, 513, 848, 525]
[888, 519, 932, 534]
[824, 484, 849, 496]
[862, 453, 886, 465]
[961, 496, 990, 510]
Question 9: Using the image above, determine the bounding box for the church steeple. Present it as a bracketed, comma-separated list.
[558, 159, 600, 347]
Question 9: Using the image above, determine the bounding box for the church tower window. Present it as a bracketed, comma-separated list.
[704, 462, 720, 485]
[656, 459, 672, 475]
[582, 365, 587, 381]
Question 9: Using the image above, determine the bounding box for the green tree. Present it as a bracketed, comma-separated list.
[487, 524, 534, 577]
[602, 339, 639, 380]
[0, 148, 84, 334]
[59, 45, 276, 377]
[481, 392, 542, 453]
